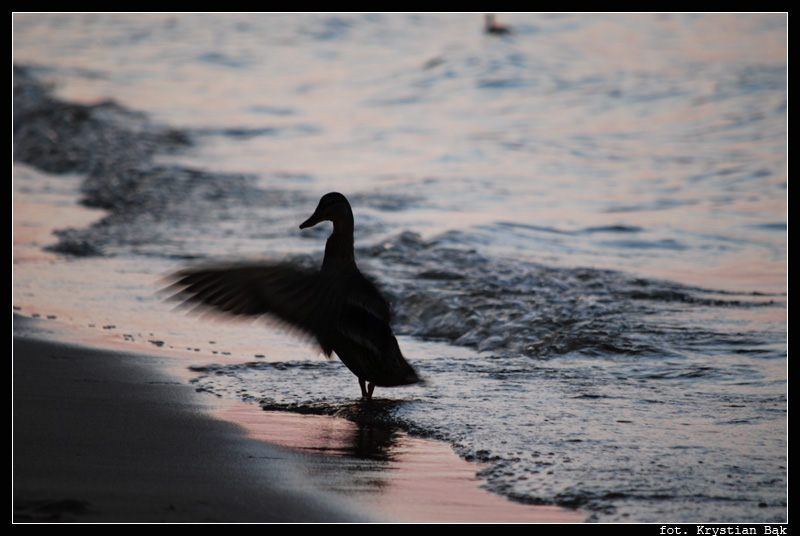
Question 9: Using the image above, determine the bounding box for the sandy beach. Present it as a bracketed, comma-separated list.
[13, 314, 372, 522]
[12, 314, 585, 523]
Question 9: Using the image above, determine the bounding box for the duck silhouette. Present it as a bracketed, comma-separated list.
[167, 192, 422, 400]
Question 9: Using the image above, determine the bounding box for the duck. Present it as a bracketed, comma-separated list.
[484, 14, 512, 35]
[166, 192, 422, 400]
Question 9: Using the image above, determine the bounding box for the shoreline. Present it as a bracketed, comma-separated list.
[13, 314, 585, 523]
[12, 161, 585, 523]
[13, 314, 372, 522]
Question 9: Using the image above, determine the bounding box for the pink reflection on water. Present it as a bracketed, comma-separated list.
[222, 403, 586, 523]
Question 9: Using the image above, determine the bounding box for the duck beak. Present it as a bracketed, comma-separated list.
[299, 210, 323, 229]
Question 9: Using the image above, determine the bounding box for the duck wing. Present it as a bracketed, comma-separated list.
[167, 263, 420, 387]
[166, 263, 344, 354]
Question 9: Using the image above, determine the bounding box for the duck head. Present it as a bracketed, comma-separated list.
[300, 192, 354, 231]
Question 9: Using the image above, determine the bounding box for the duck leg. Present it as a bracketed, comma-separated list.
[359, 378, 368, 399]
[367, 381, 375, 400]
[358, 378, 375, 401]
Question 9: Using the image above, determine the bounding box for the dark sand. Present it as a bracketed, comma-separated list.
[13, 314, 585, 523]
[13, 314, 374, 522]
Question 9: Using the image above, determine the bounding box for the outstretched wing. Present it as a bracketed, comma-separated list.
[165, 262, 421, 386]
[165, 263, 344, 354]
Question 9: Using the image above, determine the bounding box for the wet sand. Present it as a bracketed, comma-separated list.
[12, 314, 374, 522]
[13, 314, 585, 523]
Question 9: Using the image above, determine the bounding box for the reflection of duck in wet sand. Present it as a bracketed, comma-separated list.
[167, 192, 422, 401]
[484, 14, 512, 35]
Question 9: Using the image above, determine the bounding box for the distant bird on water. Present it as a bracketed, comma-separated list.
[166, 192, 422, 400]
[484, 14, 512, 35]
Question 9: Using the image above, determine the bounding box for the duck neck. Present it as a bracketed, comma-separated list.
[321, 219, 356, 271]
